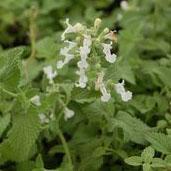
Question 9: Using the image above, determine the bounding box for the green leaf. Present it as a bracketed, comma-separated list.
[145, 133, 171, 154]
[165, 155, 171, 167]
[17, 160, 35, 171]
[71, 87, 97, 104]
[143, 163, 152, 171]
[141, 146, 155, 164]
[112, 111, 151, 144]
[117, 60, 136, 84]
[36, 37, 57, 59]
[130, 95, 156, 114]
[0, 114, 11, 137]
[82, 99, 115, 120]
[151, 158, 167, 168]
[125, 156, 142, 166]
[0, 47, 23, 91]
[0, 107, 41, 162]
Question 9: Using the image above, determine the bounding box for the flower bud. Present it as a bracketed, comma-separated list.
[103, 28, 110, 34]
[94, 18, 102, 29]
[74, 23, 84, 32]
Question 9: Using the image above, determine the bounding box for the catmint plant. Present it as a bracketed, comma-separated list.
[0, 0, 171, 171]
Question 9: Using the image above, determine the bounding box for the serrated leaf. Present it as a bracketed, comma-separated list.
[141, 146, 155, 163]
[0, 47, 23, 91]
[71, 87, 97, 104]
[130, 95, 156, 114]
[82, 99, 115, 120]
[151, 158, 167, 168]
[112, 111, 151, 144]
[0, 114, 11, 137]
[117, 60, 136, 84]
[125, 156, 142, 166]
[145, 133, 171, 154]
[0, 107, 41, 162]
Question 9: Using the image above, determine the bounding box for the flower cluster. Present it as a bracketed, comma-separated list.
[56, 18, 132, 102]
[42, 18, 132, 123]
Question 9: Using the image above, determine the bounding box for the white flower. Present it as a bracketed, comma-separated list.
[115, 80, 132, 102]
[75, 69, 88, 88]
[43, 65, 57, 84]
[57, 41, 77, 69]
[76, 35, 92, 88]
[30, 95, 41, 106]
[64, 107, 75, 121]
[100, 84, 111, 102]
[95, 72, 111, 102]
[101, 42, 117, 63]
[61, 18, 84, 41]
[120, 1, 129, 10]
[39, 113, 49, 124]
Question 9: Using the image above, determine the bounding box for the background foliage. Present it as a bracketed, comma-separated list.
[0, 0, 171, 171]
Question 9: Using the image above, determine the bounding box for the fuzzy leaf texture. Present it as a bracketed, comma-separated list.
[0, 107, 41, 162]
[145, 132, 171, 154]
[0, 47, 24, 91]
[112, 111, 151, 144]
[0, 114, 11, 137]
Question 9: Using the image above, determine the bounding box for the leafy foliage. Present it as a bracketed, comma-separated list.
[0, 0, 171, 171]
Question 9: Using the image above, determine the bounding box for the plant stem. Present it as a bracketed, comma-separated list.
[57, 127, 73, 170]
[56, 98, 73, 170]
[29, 6, 37, 60]
[24, 6, 38, 82]
[0, 87, 17, 97]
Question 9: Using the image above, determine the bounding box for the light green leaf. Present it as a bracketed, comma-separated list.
[143, 163, 152, 171]
[141, 146, 155, 164]
[151, 158, 167, 168]
[125, 156, 142, 166]
[145, 133, 171, 154]
[112, 111, 151, 144]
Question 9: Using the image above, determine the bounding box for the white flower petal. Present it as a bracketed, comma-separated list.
[61, 19, 83, 41]
[57, 41, 77, 69]
[101, 92, 111, 102]
[115, 80, 132, 101]
[76, 35, 92, 88]
[96, 72, 111, 102]
[43, 65, 57, 84]
[39, 113, 49, 124]
[121, 91, 132, 102]
[30, 95, 41, 106]
[102, 42, 117, 63]
[64, 107, 75, 121]
[75, 69, 88, 88]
